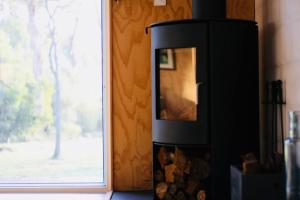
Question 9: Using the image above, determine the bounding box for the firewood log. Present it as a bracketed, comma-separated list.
[156, 182, 168, 200]
[168, 184, 177, 195]
[164, 192, 173, 200]
[158, 147, 169, 169]
[191, 158, 209, 180]
[242, 159, 259, 174]
[175, 148, 187, 176]
[154, 169, 164, 182]
[197, 190, 206, 200]
[242, 152, 259, 174]
[169, 152, 176, 163]
[165, 164, 177, 183]
[174, 174, 185, 189]
[176, 190, 187, 200]
[184, 160, 192, 174]
[185, 179, 200, 195]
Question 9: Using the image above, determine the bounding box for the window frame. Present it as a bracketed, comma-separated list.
[0, 0, 112, 193]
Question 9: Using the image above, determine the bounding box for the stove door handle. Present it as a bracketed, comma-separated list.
[196, 82, 204, 105]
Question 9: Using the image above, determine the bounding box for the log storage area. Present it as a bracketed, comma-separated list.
[154, 144, 211, 200]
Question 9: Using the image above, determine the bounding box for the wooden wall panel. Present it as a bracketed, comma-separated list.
[112, 0, 192, 190]
[227, 0, 255, 20]
[112, 0, 255, 191]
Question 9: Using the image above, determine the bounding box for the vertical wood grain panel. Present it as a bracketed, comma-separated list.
[227, 0, 255, 20]
[112, 0, 254, 191]
[112, 0, 192, 190]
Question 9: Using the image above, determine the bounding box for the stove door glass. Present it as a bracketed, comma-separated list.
[159, 47, 197, 121]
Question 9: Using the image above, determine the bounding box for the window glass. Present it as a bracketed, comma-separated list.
[0, 0, 104, 184]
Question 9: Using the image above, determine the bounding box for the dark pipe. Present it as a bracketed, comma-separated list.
[192, 0, 226, 19]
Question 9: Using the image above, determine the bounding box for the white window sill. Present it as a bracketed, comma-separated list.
[0, 192, 112, 200]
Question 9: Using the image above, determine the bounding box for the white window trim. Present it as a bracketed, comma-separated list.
[0, 0, 112, 194]
[102, 0, 113, 193]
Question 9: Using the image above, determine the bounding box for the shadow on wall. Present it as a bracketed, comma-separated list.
[256, 0, 280, 164]
[257, 0, 300, 161]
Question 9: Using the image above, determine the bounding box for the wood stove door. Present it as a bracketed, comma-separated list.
[158, 47, 197, 122]
[151, 22, 208, 145]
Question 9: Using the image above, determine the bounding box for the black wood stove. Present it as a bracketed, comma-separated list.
[149, 0, 260, 199]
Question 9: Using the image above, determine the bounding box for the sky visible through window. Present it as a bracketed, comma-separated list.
[0, 0, 103, 184]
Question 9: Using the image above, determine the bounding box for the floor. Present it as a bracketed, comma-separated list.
[0, 193, 110, 200]
[111, 191, 152, 200]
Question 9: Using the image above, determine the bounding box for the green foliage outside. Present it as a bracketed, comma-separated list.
[0, 80, 54, 143]
[0, 0, 102, 144]
[0, 16, 53, 143]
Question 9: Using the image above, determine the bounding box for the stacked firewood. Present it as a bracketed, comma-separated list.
[242, 153, 259, 174]
[154, 147, 210, 200]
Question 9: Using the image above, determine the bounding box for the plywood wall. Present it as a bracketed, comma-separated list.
[111, 0, 192, 190]
[112, 0, 255, 191]
[227, 0, 255, 20]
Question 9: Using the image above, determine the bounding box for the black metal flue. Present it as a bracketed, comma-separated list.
[192, 0, 226, 19]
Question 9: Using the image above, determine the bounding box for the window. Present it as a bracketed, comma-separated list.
[0, 0, 108, 188]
